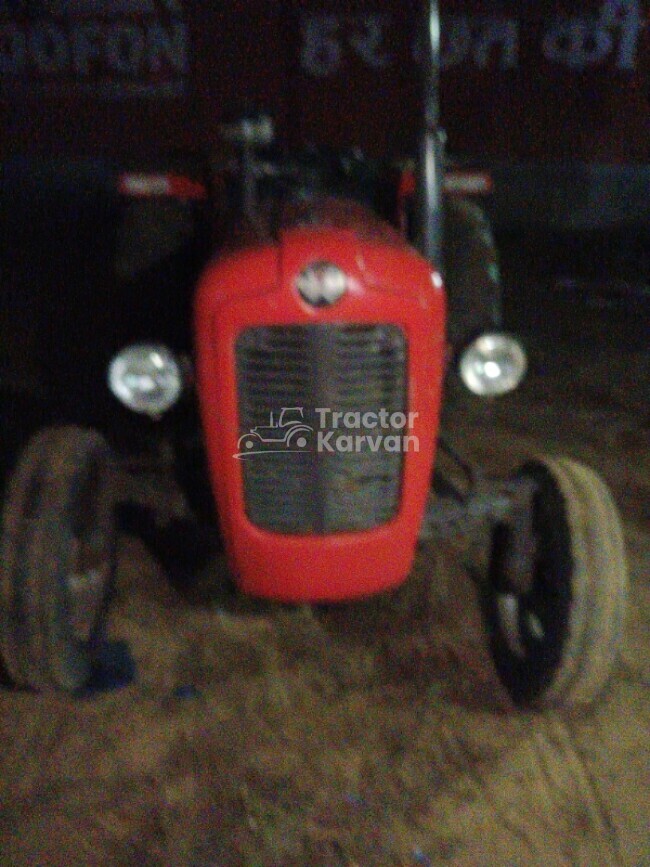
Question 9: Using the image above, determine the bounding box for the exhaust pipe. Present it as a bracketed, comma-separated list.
[416, 0, 445, 270]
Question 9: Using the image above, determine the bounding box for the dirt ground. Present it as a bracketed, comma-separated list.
[0, 331, 648, 866]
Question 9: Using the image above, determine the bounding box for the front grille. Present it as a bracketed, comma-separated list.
[235, 324, 407, 534]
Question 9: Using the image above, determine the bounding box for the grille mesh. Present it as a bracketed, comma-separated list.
[235, 324, 407, 534]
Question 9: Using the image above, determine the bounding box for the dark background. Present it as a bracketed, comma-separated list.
[1, 0, 649, 163]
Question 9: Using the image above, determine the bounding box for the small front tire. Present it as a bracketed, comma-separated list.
[0, 426, 117, 692]
[484, 456, 628, 709]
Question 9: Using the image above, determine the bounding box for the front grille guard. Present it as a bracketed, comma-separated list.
[235, 324, 408, 534]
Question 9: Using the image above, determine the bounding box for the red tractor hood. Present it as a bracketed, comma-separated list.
[195, 200, 446, 602]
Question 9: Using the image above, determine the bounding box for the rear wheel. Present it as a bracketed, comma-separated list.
[286, 427, 311, 449]
[444, 196, 502, 347]
[484, 456, 627, 709]
[0, 426, 116, 692]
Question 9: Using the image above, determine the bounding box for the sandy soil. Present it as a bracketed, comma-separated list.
[0, 337, 648, 867]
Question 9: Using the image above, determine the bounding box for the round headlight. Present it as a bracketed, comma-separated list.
[296, 262, 348, 307]
[108, 344, 182, 417]
[458, 333, 527, 397]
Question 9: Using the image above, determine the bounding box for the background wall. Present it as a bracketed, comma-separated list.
[1, 0, 649, 164]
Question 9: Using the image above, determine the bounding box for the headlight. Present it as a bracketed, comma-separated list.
[108, 344, 182, 417]
[458, 333, 527, 397]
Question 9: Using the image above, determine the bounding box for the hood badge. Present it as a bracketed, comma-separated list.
[296, 262, 348, 307]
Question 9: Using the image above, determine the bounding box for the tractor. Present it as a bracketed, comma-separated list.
[0, 0, 627, 706]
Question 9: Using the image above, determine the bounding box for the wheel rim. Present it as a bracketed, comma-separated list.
[66, 454, 114, 646]
[487, 464, 573, 705]
[496, 591, 550, 659]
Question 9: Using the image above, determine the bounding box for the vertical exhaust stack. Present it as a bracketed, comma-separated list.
[416, 0, 445, 270]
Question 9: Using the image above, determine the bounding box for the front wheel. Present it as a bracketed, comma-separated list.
[484, 456, 628, 709]
[0, 426, 117, 692]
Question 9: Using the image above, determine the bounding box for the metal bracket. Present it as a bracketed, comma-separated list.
[420, 444, 538, 594]
[420, 476, 512, 542]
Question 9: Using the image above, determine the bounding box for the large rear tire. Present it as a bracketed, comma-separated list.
[444, 196, 502, 347]
[0, 426, 116, 692]
[484, 456, 628, 709]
